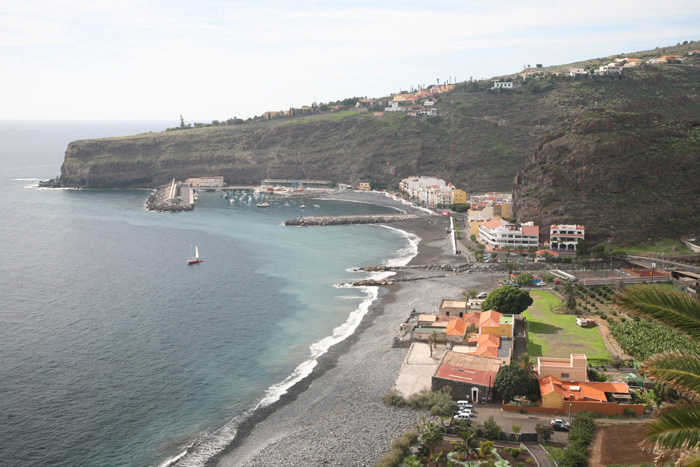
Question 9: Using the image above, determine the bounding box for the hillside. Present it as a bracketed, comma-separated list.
[513, 109, 700, 243]
[43, 44, 700, 241]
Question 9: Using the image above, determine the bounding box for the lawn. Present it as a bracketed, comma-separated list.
[522, 290, 611, 363]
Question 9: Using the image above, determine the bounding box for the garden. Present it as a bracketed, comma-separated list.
[521, 290, 611, 363]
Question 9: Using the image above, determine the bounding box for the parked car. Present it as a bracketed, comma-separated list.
[477, 292, 488, 299]
[552, 422, 570, 432]
[453, 413, 471, 421]
[534, 282, 546, 287]
[551, 419, 570, 428]
[456, 400, 471, 407]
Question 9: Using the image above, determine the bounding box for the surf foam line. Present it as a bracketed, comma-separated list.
[161, 223, 421, 467]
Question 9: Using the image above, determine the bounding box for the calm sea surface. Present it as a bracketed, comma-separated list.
[0, 121, 416, 466]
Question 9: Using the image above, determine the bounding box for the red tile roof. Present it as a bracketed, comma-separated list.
[434, 352, 502, 387]
[521, 225, 539, 236]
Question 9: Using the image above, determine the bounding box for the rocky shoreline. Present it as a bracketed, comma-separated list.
[284, 213, 418, 226]
[211, 194, 492, 467]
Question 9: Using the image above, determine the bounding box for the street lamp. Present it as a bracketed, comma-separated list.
[652, 263, 656, 283]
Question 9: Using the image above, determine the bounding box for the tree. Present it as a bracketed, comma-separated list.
[420, 421, 444, 453]
[535, 423, 554, 443]
[494, 363, 540, 402]
[516, 272, 534, 287]
[517, 353, 538, 380]
[512, 424, 522, 442]
[179, 114, 185, 129]
[615, 284, 700, 466]
[481, 286, 534, 314]
[451, 429, 479, 458]
[464, 289, 479, 300]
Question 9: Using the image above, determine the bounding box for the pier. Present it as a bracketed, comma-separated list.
[146, 179, 195, 212]
[284, 213, 419, 226]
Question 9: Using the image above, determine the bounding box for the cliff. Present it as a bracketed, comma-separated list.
[513, 109, 700, 242]
[42, 45, 700, 241]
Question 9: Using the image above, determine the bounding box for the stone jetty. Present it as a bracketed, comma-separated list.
[146, 182, 194, 212]
[284, 213, 418, 226]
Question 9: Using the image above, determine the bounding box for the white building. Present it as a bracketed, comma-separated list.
[550, 224, 585, 252]
[568, 68, 587, 76]
[385, 101, 400, 112]
[400, 176, 455, 205]
[492, 81, 514, 89]
[479, 219, 539, 251]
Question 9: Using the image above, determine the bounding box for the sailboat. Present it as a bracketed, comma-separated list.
[188, 245, 203, 265]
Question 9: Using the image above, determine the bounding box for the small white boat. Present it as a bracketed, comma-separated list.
[256, 202, 271, 207]
[188, 245, 203, 265]
[300, 204, 307, 209]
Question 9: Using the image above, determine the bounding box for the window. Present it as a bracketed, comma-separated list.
[561, 373, 569, 378]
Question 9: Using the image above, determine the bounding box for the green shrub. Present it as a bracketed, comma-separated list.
[382, 390, 406, 407]
[511, 448, 521, 458]
[558, 443, 589, 467]
[375, 448, 404, 467]
[482, 415, 502, 440]
[406, 389, 456, 413]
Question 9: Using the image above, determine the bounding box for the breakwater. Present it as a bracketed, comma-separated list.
[146, 183, 193, 212]
[284, 213, 418, 226]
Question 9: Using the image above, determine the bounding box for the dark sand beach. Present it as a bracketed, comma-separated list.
[211, 192, 491, 466]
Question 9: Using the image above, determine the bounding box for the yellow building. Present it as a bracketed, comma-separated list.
[478, 310, 513, 338]
[499, 203, 511, 219]
[358, 182, 371, 191]
[469, 220, 486, 238]
[452, 189, 467, 205]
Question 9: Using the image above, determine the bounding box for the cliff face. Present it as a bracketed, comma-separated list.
[44, 64, 700, 243]
[513, 110, 700, 242]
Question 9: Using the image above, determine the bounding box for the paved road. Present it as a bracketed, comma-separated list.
[524, 442, 557, 467]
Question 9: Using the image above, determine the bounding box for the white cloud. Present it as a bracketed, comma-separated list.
[1, 0, 699, 119]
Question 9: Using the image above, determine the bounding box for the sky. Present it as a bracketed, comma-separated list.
[2, 0, 699, 122]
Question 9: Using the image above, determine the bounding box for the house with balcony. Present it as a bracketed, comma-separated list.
[550, 224, 585, 252]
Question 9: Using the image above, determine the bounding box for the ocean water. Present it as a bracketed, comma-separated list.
[0, 122, 417, 467]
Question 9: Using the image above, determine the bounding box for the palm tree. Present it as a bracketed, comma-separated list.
[614, 284, 700, 466]
[517, 353, 538, 381]
[420, 421, 444, 454]
[451, 428, 479, 459]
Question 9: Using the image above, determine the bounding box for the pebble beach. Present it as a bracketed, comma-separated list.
[212, 192, 493, 466]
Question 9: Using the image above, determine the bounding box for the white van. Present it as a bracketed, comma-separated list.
[457, 400, 471, 407]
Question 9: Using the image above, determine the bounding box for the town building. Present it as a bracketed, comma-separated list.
[492, 81, 514, 89]
[539, 375, 633, 410]
[536, 354, 588, 382]
[478, 309, 514, 339]
[549, 224, 585, 252]
[432, 351, 503, 403]
[478, 219, 539, 251]
[568, 68, 587, 76]
[452, 189, 467, 205]
[186, 176, 224, 188]
[439, 299, 468, 317]
[357, 182, 371, 191]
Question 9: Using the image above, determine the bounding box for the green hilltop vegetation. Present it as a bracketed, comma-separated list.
[46, 41, 700, 242]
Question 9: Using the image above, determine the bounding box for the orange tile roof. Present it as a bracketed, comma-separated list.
[445, 320, 467, 336]
[476, 346, 499, 358]
[483, 218, 504, 229]
[463, 312, 481, 326]
[476, 334, 501, 347]
[539, 376, 629, 402]
[539, 375, 564, 396]
[479, 310, 502, 327]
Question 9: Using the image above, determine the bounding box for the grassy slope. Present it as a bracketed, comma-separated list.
[522, 291, 611, 363]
